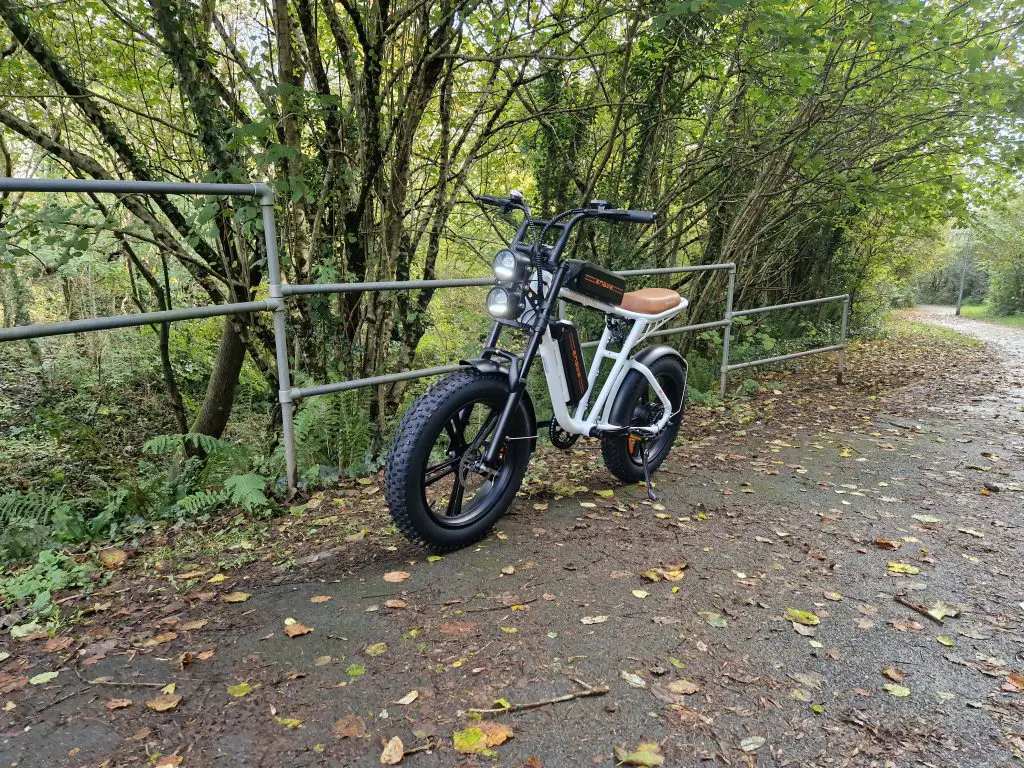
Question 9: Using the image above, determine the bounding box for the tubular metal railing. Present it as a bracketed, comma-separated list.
[0, 177, 851, 493]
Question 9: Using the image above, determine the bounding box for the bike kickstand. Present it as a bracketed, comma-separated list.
[638, 440, 659, 502]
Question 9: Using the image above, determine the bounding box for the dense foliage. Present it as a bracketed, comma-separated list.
[1, 0, 1023, 577]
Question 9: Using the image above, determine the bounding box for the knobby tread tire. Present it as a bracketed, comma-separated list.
[601, 356, 687, 484]
[384, 369, 531, 552]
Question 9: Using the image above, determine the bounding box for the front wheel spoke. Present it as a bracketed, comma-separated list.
[445, 477, 466, 517]
[466, 410, 498, 451]
[424, 456, 459, 486]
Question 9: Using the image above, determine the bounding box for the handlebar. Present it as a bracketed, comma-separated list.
[592, 208, 658, 225]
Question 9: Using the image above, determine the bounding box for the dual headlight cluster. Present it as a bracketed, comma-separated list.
[486, 248, 530, 320]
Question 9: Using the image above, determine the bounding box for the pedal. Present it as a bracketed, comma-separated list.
[638, 440, 659, 502]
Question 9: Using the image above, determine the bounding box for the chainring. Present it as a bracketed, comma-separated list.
[548, 420, 580, 450]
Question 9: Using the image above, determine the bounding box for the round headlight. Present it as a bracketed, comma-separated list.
[492, 249, 519, 282]
[486, 286, 523, 319]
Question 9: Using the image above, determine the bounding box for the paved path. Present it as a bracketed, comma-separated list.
[3, 313, 1023, 767]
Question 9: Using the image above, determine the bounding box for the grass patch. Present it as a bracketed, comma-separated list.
[958, 304, 1024, 329]
[887, 315, 980, 345]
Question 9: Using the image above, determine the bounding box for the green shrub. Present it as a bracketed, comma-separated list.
[1, 549, 94, 621]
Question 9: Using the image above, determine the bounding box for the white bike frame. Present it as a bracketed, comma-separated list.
[537, 287, 689, 438]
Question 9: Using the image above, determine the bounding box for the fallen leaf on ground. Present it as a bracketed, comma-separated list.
[823, 591, 843, 602]
[789, 672, 824, 689]
[887, 562, 920, 575]
[146, 694, 182, 712]
[383, 571, 410, 583]
[106, 698, 132, 709]
[142, 632, 177, 648]
[453, 722, 513, 754]
[884, 683, 911, 697]
[612, 741, 665, 767]
[180, 619, 208, 631]
[346, 663, 366, 677]
[28, 671, 58, 685]
[786, 608, 820, 626]
[98, 548, 128, 568]
[310, 595, 332, 604]
[283, 619, 313, 638]
[334, 714, 366, 738]
[479, 721, 513, 747]
[222, 591, 250, 603]
[208, 573, 227, 583]
[366, 642, 388, 656]
[937, 635, 954, 647]
[581, 615, 609, 625]
[667, 678, 700, 695]
[43, 637, 73, 653]
[344, 530, 366, 543]
[912, 514, 941, 524]
[395, 690, 418, 705]
[380, 736, 404, 765]
[620, 671, 647, 688]
[699, 611, 727, 628]
[227, 682, 258, 698]
[632, 590, 649, 599]
[385, 599, 407, 609]
[501, 565, 516, 575]
[874, 538, 902, 550]
[882, 665, 905, 683]
[927, 601, 960, 621]
[958, 528, 984, 538]
[739, 736, 766, 752]
[275, 716, 302, 729]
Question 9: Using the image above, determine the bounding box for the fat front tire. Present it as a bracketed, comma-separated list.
[601, 355, 687, 484]
[384, 370, 532, 551]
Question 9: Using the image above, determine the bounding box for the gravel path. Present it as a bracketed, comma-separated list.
[3, 314, 1022, 767]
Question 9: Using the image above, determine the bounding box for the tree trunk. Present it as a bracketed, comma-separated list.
[190, 317, 246, 438]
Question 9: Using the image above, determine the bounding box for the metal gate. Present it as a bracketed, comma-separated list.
[0, 178, 850, 492]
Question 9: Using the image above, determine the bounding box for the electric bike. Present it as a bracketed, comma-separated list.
[384, 192, 689, 550]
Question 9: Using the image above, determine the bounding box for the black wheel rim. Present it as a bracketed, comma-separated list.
[628, 371, 682, 466]
[420, 398, 517, 528]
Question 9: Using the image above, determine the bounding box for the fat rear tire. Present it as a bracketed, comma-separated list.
[384, 369, 532, 551]
[601, 355, 686, 484]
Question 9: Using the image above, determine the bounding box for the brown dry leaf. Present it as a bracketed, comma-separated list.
[106, 698, 132, 710]
[501, 565, 516, 575]
[385, 599, 408, 609]
[334, 714, 367, 739]
[479, 720, 514, 747]
[222, 591, 250, 603]
[882, 665, 905, 683]
[283, 620, 313, 638]
[180, 619, 208, 631]
[874, 538, 901, 551]
[196, 650, 215, 661]
[1005, 672, 1024, 692]
[439, 621, 478, 636]
[44, 636, 74, 653]
[310, 595, 332, 604]
[890, 618, 925, 632]
[667, 678, 701, 695]
[98, 548, 128, 568]
[145, 694, 182, 713]
[383, 571, 410, 583]
[380, 736, 404, 765]
[142, 632, 178, 648]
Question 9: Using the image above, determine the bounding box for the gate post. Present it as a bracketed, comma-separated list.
[836, 295, 850, 385]
[257, 184, 298, 494]
[719, 266, 736, 396]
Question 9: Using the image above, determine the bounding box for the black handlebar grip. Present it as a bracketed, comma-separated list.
[624, 210, 657, 224]
[476, 195, 508, 207]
